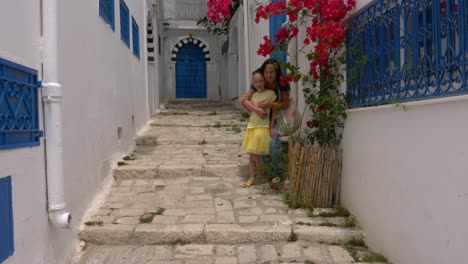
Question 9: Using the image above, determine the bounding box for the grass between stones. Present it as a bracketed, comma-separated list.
[304, 260, 316, 264]
[139, 207, 166, 224]
[84, 220, 104, 226]
[342, 238, 390, 263]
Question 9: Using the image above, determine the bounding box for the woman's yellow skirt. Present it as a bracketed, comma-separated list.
[241, 127, 270, 155]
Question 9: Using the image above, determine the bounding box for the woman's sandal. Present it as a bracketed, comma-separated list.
[242, 177, 255, 188]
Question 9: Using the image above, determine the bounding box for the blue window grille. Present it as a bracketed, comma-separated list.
[99, 0, 115, 31]
[120, 0, 130, 47]
[0, 58, 42, 150]
[132, 17, 140, 59]
[0, 176, 14, 263]
[346, 0, 467, 108]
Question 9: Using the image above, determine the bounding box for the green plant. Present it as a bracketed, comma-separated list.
[117, 161, 127, 166]
[84, 220, 103, 226]
[139, 215, 154, 223]
[347, 238, 367, 248]
[319, 221, 337, 227]
[345, 215, 357, 227]
[230, 124, 241, 133]
[342, 243, 358, 260]
[155, 207, 165, 215]
[213, 121, 222, 127]
[282, 191, 290, 204]
[304, 260, 316, 264]
[361, 252, 388, 263]
[122, 154, 137, 161]
[288, 228, 298, 242]
[208, 111, 217, 115]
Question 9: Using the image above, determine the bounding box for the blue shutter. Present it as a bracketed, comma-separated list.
[0, 58, 42, 150]
[120, 0, 130, 47]
[0, 176, 14, 263]
[99, 0, 115, 31]
[132, 17, 140, 59]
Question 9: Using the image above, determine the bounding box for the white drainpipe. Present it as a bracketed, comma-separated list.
[42, 0, 71, 228]
[243, 0, 251, 90]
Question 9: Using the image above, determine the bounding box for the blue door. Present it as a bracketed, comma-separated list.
[176, 43, 207, 98]
[269, 0, 287, 64]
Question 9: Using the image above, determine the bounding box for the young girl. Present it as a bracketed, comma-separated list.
[241, 70, 277, 187]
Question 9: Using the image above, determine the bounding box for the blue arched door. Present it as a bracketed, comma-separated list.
[176, 43, 207, 98]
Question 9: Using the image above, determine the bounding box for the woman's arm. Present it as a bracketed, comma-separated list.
[269, 109, 278, 139]
[258, 89, 290, 110]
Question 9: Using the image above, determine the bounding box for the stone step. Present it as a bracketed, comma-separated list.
[73, 241, 358, 264]
[114, 163, 249, 179]
[151, 111, 247, 127]
[135, 126, 244, 146]
[79, 223, 362, 246]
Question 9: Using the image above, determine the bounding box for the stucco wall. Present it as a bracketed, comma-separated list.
[341, 97, 468, 264]
[0, 0, 150, 263]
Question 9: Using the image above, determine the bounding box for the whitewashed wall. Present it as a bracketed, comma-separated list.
[341, 97, 468, 264]
[164, 27, 221, 99]
[0, 1, 47, 264]
[0, 0, 150, 263]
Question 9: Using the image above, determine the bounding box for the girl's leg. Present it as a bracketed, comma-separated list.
[244, 153, 260, 187]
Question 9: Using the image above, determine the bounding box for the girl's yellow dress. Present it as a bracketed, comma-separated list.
[241, 90, 277, 155]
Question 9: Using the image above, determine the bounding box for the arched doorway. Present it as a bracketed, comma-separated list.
[175, 43, 207, 98]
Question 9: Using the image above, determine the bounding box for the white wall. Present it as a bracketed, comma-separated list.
[164, 29, 221, 99]
[0, 0, 150, 263]
[341, 97, 468, 264]
[0, 1, 47, 264]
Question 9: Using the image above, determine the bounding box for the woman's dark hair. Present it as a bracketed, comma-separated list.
[259, 58, 283, 83]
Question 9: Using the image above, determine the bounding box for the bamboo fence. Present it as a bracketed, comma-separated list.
[287, 137, 343, 208]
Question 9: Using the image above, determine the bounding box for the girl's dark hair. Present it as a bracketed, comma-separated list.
[259, 58, 283, 83]
[251, 68, 263, 76]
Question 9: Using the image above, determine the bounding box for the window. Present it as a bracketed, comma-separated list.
[132, 17, 140, 59]
[99, 0, 115, 31]
[120, 0, 130, 47]
[0, 58, 42, 149]
[346, 0, 467, 108]
[0, 176, 14, 263]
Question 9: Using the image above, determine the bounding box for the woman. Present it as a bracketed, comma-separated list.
[240, 58, 290, 181]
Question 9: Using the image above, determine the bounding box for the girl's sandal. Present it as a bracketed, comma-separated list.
[242, 177, 255, 188]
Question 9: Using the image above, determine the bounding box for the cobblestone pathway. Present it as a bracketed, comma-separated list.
[72, 100, 365, 264]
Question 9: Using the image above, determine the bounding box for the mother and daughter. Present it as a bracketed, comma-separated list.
[240, 58, 290, 187]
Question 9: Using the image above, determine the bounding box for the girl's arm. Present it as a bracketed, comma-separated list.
[240, 89, 268, 118]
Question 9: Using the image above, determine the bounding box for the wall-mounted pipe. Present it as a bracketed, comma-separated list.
[42, 0, 71, 228]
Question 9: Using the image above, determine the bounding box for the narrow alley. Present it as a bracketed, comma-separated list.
[73, 100, 362, 264]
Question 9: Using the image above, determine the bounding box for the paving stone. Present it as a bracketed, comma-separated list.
[215, 256, 238, 264]
[163, 209, 186, 216]
[153, 245, 174, 260]
[175, 244, 214, 255]
[113, 216, 140, 225]
[216, 211, 235, 223]
[215, 198, 233, 211]
[152, 215, 180, 224]
[205, 224, 290, 244]
[238, 216, 258, 223]
[234, 200, 258, 209]
[237, 207, 263, 215]
[122, 246, 155, 264]
[265, 208, 277, 214]
[186, 207, 215, 215]
[182, 215, 215, 223]
[328, 245, 354, 263]
[261, 244, 278, 262]
[79, 225, 135, 245]
[237, 245, 257, 263]
[281, 244, 302, 261]
[303, 246, 326, 263]
[215, 245, 236, 256]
